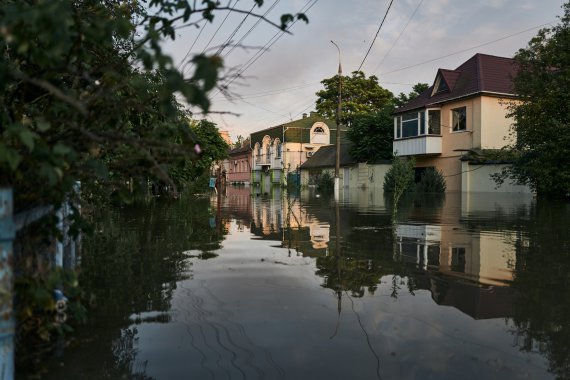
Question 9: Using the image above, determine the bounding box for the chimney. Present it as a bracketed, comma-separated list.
[302, 113, 307, 119]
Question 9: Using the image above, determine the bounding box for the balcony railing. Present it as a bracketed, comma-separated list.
[393, 135, 442, 156]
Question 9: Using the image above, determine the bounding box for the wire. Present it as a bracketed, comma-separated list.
[200, 0, 240, 55]
[215, 2, 257, 56]
[373, 0, 423, 72]
[177, 19, 208, 70]
[220, 0, 319, 92]
[358, 0, 395, 72]
[379, 21, 554, 76]
[222, 0, 281, 59]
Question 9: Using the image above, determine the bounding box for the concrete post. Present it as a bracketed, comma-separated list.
[0, 188, 15, 380]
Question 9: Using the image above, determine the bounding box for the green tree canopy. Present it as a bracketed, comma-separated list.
[315, 71, 394, 126]
[347, 106, 394, 163]
[394, 83, 429, 108]
[0, 0, 306, 210]
[498, 2, 570, 198]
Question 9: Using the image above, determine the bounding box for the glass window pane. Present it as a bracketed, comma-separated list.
[428, 110, 441, 134]
[402, 112, 418, 121]
[420, 112, 425, 135]
[402, 120, 418, 138]
[396, 117, 401, 138]
[452, 107, 466, 131]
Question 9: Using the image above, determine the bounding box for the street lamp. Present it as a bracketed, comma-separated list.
[330, 40, 342, 200]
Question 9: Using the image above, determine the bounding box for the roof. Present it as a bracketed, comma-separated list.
[299, 143, 357, 169]
[228, 144, 251, 156]
[250, 112, 341, 146]
[395, 53, 517, 114]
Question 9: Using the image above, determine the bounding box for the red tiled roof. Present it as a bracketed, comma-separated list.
[395, 53, 517, 114]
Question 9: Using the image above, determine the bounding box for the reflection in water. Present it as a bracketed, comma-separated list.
[35, 188, 569, 380]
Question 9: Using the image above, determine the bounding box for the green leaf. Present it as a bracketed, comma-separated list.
[0, 143, 22, 170]
[19, 128, 37, 151]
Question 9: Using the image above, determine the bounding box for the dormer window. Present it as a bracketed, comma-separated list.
[431, 74, 449, 96]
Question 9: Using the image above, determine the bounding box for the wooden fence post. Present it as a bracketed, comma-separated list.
[0, 188, 15, 380]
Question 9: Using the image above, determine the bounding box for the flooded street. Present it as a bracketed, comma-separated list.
[37, 188, 569, 380]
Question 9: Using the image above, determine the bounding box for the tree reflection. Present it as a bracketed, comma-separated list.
[46, 196, 227, 379]
[509, 200, 570, 379]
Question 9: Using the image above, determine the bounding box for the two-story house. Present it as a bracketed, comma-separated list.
[250, 112, 340, 191]
[393, 53, 529, 193]
[226, 139, 252, 186]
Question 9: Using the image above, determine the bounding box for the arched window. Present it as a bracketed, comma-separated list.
[314, 126, 325, 133]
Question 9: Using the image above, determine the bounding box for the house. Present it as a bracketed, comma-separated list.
[250, 112, 343, 191]
[393, 53, 531, 193]
[226, 139, 252, 186]
[300, 143, 392, 191]
[299, 143, 356, 187]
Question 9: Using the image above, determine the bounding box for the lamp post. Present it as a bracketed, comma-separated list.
[331, 40, 342, 201]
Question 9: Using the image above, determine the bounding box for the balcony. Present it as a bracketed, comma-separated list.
[393, 135, 442, 156]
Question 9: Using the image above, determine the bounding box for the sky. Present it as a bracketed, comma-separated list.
[164, 0, 566, 142]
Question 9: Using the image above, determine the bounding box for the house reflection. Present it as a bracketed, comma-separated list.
[222, 190, 532, 320]
[249, 195, 331, 256]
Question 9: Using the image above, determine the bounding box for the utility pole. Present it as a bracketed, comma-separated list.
[331, 40, 342, 201]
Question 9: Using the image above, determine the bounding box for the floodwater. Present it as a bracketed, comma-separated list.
[35, 187, 570, 379]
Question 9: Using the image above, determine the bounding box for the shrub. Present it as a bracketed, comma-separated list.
[416, 168, 446, 193]
[317, 171, 334, 193]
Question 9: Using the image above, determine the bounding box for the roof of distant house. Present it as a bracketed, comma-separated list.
[299, 143, 357, 169]
[250, 112, 343, 147]
[395, 53, 517, 114]
[228, 143, 251, 156]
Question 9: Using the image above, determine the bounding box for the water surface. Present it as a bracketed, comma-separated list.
[36, 188, 570, 379]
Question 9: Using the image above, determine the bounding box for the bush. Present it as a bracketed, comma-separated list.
[383, 157, 415, 194]
[416, 168, 446, 193]
[317, 171, 334, 193]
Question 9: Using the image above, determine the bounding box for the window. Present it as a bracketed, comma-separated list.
[266, 144, 271, 158]
[394, 108, 441, 139]
[428, 110, 441, 134]
[314, 126, 325, 133]
[451, 247, 466, 272]
[451, 107, 467, 132]
[402, 112, 419, 138]
[395, 117, 401, 138]
[276, 142, 282, 158]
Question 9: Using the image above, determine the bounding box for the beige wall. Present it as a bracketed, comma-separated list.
[461, 161, 532, 193]
[480, 96, 515, 149]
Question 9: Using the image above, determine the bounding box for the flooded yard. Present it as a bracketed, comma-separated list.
[33, 188, 570, 379]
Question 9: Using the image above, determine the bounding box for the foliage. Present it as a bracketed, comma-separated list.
[0, 0, 307, 212]
[168, 120, 229, 191]
[384, 156, 415, 218]
[15, 268, 86, 365]
[315, 71, 394, 126]
[347, 106, 394, 162]
[316, 171, 334, 193]
[416, 168, 446, 194]
[394, 83, 429, 108]
[495, 2, 570, 198]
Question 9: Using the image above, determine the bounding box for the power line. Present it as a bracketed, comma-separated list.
[177, 19, 208, 70]
[219, 0, 319, 92]
[200, 0, 240, 55]
[379, 21, 554, 76]
[215, 2, 257, 56]
[357, 0, 395, 72]
[373, 0, 423, 72]
[222, 0, 281, 59]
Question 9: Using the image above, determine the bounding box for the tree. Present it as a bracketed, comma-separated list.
[347, 106, 394, 162]
[394, 83, 429, 108]
[0, 0, 307, 211]
[497, 2, 570, 198]
[315, 71, 394, 126]
[233, 135, 245, 148]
